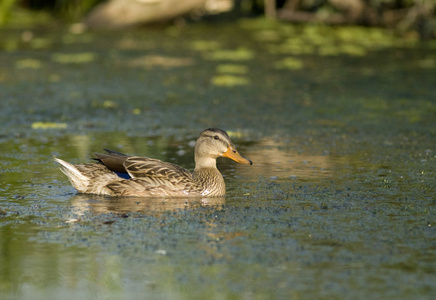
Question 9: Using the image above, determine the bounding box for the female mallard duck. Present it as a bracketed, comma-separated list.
[55, 128, 252, 197]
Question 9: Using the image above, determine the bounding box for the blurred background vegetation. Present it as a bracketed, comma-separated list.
[0, 0, 99, 25]
[0, 0, 435, 39]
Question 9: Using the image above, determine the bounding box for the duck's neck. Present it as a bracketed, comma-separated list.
[193, 160, 226, 196]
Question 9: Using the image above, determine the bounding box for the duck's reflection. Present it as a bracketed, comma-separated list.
[69, 194, 225, 215]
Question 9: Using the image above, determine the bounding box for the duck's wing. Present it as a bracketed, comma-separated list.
[123, 156, 192, 181]
[94, 149, 129, 174]
[94, 150, 195, 195]
[95, 149, 192, 180]
[103, 157, 195, 197]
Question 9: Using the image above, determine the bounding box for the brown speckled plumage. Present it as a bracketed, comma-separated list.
[55, 128, 252, 197]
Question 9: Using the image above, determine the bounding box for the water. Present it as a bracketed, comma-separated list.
[1, 19, 436, 299]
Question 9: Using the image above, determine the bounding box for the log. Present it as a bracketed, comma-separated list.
[85, 0, 208, 29]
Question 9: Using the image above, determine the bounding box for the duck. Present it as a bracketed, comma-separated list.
[55, 128, 252, 197]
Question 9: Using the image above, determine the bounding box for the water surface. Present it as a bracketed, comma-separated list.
[1, 19, 435, 299]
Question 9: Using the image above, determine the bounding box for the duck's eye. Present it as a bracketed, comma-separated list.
[213, 135, 219, 140]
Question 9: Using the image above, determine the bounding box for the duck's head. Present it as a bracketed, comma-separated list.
[194, 128, 253, 168]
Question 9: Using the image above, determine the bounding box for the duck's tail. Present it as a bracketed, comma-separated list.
[54, 157, 120, 194]
[54, 158, 92, 193]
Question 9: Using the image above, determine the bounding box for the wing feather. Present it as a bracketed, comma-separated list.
[123, 157, 192, 181]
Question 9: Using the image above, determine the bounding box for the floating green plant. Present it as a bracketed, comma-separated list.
[30, 37, 52, 49]
[274, 57, 303, 70]
[31, 122, 67, 130]
[252, 30, 282, 42]
[211, 75, 249, 87]
[205, 48, 254, 61]
[51, 52, 96, 64]
[338, 43, 367, 56]
[190, 40, 221, 51]
[15, 59, 42, 69]
[216, 64, 248, 74]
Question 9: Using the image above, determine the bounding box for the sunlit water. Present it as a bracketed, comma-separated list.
[1, 18, 436, 299]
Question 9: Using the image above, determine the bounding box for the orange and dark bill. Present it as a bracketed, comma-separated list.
[223, 146, 253, 165]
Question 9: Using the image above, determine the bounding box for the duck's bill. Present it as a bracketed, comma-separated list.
[223, 146, 253, 165]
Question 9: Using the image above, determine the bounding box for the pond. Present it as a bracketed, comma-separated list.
[1, 18, 435, 299]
